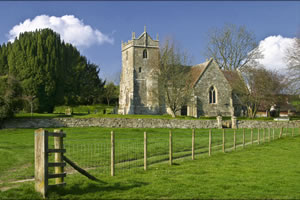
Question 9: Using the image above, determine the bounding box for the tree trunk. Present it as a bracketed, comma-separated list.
[106, 97, 110, 106]
[30, 101, 33, 117]
[170, 110, 176, 118]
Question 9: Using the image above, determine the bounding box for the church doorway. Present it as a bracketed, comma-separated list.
[181, 106, 187, 116]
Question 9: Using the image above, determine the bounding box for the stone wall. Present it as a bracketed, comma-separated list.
[236, 120, 300, 129]
[2, 117, 300, 129]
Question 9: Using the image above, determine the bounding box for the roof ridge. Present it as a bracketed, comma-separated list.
[190, 58, 213, 87]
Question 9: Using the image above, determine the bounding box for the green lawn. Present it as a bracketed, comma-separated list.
[0, 131, 300, 199]
[12, 103, 300, 120]
[0, 127, 297, 183]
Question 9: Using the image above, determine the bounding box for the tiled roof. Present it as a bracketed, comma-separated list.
[222, 70, 248, 94]
[188, 59, 211, 87]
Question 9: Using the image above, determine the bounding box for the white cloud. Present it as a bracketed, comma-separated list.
[8, 15, 114, 47]
[257, 35, 295, 71]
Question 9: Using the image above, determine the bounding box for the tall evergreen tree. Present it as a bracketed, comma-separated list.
[0, 28, 105, 113]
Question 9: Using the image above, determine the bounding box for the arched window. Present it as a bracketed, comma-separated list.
[139, 67, 142, 73]
[209, 86, 216, 104]
[143, 49, 147, 59]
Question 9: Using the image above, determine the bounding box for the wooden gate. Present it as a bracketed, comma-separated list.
[34, 128, 66, 197]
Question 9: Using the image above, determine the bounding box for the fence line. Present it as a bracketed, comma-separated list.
[60, 127, 299, 177]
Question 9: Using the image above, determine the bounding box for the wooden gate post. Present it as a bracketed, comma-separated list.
[35, 128, 48, 198]
[273, 128, 275, 140]
[192, 129, 195, 160]
[111, 131, 115, 176]
[280, 127, 283, 138]
[268, 128, 271, 142]
[54, 129, 63, 184]
[144, 132, 147, 171]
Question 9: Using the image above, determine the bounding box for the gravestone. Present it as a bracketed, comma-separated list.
[65, 108, 72, 116]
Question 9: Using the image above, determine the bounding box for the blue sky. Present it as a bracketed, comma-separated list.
[0, 1, 299, 83]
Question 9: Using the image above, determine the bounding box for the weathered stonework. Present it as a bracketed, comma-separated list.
[118, 27, 161, 115]
[118, 28, 245, 118]
[192, 60, 234, 117]
[2, 118, 300, 129]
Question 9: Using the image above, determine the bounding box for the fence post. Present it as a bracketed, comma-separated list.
[169, 130, 172, 165]
[251, 128, 253, 145]
[222, 129, 225, 153]
[292, 127, 294, 137]
[243, 128, 245, 148]
[273, 128, 275, 140]
[209, 129, 212, 156]
[54, 129, 63, 184]
[233, 129, 236, 150]
[111, 131, 115, 176]
[35, 128, 48, 198]
[258, 129, 260, 144]
[280, 127, 283, 138]
[144, 131, 147, 171]
[268, 128, 270, 142]
[192, 129, 195, 160]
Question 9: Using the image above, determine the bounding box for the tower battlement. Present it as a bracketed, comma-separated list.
[118, 28, 161, 115]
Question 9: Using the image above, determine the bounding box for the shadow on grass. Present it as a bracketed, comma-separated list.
[49, 180, 148, 197]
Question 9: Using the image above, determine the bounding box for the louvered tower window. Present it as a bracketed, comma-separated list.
[143, 49, 147, 59]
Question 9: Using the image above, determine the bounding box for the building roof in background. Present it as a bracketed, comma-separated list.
[189, 59, 212, 87]
[222, 70, 248, 94]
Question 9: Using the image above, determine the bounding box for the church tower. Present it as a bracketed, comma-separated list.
[118, 27, 161, 115]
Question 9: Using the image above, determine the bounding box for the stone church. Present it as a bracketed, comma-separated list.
[118, 28, 244, 117]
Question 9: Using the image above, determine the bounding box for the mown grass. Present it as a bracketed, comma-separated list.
[53, 104, 115, 114]
[15, 104, 300, 120]
[0, 127, 298, 182]
[1, 135, 300, 199]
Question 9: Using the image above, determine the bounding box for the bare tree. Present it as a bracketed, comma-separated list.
[205, 24, 262, 71]
[157, 39, 193, 118]
[286, 36, 300, 94]
[239, 65, 287, 118]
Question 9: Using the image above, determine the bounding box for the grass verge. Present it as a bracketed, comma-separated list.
[0, 136, 300, 199]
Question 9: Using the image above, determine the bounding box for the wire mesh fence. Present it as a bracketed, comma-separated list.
[60, 127, 299, 177]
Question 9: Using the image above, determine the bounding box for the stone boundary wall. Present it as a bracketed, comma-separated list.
[2, 117, 300, 129]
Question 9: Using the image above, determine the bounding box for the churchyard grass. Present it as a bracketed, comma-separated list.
[1, 134, 300, 199]
[0, 127, 277, 182]
[0, 127, 297, 182]
[14, 103, 299, 120]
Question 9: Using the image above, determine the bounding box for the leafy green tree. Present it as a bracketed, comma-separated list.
[104, 82, 119, 106]
[0, 75, 22, 123]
